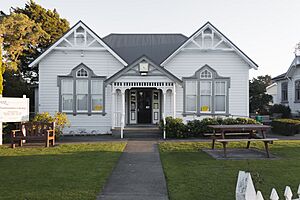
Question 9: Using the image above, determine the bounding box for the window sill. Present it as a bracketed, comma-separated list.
[294, 101, 300, 103]
[63, 112, 107, 116]
[182, 112, 230, 117]
[281, 101, 289, 104]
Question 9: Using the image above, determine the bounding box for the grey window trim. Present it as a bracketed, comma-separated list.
[182, 64, 230, 116]
[57, 63, 106, 116]
[281, 81, 288, 103]
[295, 80, 300, 103]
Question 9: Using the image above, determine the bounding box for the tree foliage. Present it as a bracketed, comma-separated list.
[13, 0, 69, 82]
[249, 75, 273, 114]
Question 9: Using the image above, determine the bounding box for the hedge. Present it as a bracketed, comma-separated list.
[271, 119, 300, 136]
[160, 117, 259, 138]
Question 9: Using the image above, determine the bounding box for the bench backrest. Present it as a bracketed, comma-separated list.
[21, 122, 55, 136]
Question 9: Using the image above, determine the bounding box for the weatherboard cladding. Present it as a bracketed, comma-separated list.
[102, 34, 187, 65]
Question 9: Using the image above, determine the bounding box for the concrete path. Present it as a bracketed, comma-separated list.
[97, 140, 169, 200]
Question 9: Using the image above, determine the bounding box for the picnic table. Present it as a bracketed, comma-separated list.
[208, 124, 277, 158]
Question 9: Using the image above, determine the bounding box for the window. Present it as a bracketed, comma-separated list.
[185, 81, 197, 112]
[281, 82, 288, 102]
[58, 63, 106, 115]
[215, 81, 226, 112]
[183, 65, 230, 115]
[61, 79, 73, 112]
[295, 81, 300, 102]
[200, 81, 212, 112]
[76, 79, 88, 111]
[91, 80, 103, 112]
[200, 70, 212, 79]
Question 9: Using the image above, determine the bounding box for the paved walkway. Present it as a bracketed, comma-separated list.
[97, 140, 169, 200]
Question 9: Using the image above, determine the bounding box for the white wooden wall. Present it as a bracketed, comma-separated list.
[165, 50, 250, 117]
[39, 50, 124, 134]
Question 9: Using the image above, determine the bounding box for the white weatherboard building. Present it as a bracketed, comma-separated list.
[271, 47, 300, 115]
[30, 21, 258, 137]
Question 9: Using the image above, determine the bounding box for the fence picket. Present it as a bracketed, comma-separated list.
[257, 191, 264, 200]
[284, 186, 293, 200]
[270, 188, 279, 200]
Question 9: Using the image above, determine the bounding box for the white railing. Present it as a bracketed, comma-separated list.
[113, 82, 174, 87]
[236, 171, 300, 200]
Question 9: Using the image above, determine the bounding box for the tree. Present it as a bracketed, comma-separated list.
[249, 75, 273, 114]
[13, 0, 69, 83]
[0, 13, 47, 94]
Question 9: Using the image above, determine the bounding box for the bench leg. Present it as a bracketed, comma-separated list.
[19, 140, 22, 147]
[246, 141, 251, 149]
[212, 137, 216, 149]
[264, 141, 270, 158]
[11, 140, 15, 149]
[45, 139, 49, 147]
[222, 142, 227, 158]
[51, 138, 55, 146]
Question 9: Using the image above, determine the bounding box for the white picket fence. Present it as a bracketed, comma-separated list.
[236, 171, 300, 200]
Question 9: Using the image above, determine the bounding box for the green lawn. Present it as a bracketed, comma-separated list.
[159, 141, 300, 200]
[0, 142, 126, 200]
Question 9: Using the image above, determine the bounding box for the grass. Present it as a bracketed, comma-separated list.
[0, 142, 126, 200]
[159, 140, 300, 200]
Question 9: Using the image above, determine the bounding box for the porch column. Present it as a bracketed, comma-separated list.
[120, 89, 126, 139]
[162, 89, 167, 140]
[173, 84, 176, 118]
[111, 88, 116, 129]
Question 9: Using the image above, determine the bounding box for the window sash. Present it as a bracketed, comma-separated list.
[92, 95, 103, 112]
[200, 81, 212, 113]
[77, 94, 88, 112]
[281, 82, 288, 101]
[185, 80, 197, 112]
[62, 94, 73, 112]
[215, 81, 226, 113]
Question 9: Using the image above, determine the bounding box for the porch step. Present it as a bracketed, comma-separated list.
[112, 126, 162, 138]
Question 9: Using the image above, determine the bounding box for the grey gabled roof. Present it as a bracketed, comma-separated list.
[103, 34, 188, 65]
[272, 56, 300, 82]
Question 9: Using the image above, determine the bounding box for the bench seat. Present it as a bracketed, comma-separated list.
[215, 138, 278, 158]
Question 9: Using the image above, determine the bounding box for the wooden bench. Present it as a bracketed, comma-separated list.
[215, 138, 279, 158]
[11, 122, 56, 148]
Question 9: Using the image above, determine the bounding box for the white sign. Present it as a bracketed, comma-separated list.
[0, 96, 29, 122]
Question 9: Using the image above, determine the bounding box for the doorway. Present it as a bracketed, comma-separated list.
[137, 90, 152, 124]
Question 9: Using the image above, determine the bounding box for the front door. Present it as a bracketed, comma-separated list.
[137, 90, 152, 124]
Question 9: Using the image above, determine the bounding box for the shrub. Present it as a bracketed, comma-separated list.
[33, 112, 70, 136]
[160, 117, 188, 138]
[271, 118, 300, 136]
[269, 104, 291, 118]
[162, 117, 259, 138]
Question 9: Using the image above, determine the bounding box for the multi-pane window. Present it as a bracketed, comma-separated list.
[184, 66, 230, 115]
[281, 82, 288, 102]
[200, 81, 212, 112]
[76, 79, 88, 111]
[185, 80, 197, 112]
[91, 80, 103, 112]
[295, 81, 300, 102]
[200, 70, 212, 79]
[215, 81, 226, 112]
[61, 79, 73, 112]
[59, 64, 105, 114]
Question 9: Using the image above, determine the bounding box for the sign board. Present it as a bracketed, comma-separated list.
[0, 96, 29, 122]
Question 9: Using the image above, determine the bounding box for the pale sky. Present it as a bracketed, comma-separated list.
[2, 0, 300, 79]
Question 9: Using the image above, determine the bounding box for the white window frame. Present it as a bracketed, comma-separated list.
[199, 81, 212, 113]
[215, 81, 227, 113]
[185, 80, 198, 113]
[91, 79, 104, 113]
[61, 79, 73, 112]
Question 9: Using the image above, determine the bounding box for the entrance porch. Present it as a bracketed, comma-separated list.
[111, 81, 176, 139]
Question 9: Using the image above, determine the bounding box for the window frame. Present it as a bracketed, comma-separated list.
[58, 63, 106, 116]
[281, 82, 288, 103]
[185, 80, 198, 113]
[295, 80, 300, 103]
[183, 65, 230, 116]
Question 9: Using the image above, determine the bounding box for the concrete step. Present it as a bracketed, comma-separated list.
[112, 127, 162, 138]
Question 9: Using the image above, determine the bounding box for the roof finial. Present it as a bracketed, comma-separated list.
[295, 42, 300, 56]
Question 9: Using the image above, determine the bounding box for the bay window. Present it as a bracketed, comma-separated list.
[183, 65, 230, 115]
[58, 63, 106, 115]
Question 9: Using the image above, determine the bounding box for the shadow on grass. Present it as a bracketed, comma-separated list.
[0, 143, 125, 200]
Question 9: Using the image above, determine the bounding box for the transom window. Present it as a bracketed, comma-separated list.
[200, 69, 212, 79]
[76, 68, 88, 77]
[58, 63, 106, 115]
[183, 65, 230, 115]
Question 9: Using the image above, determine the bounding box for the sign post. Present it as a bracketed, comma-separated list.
[0, 95, 29, 145]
